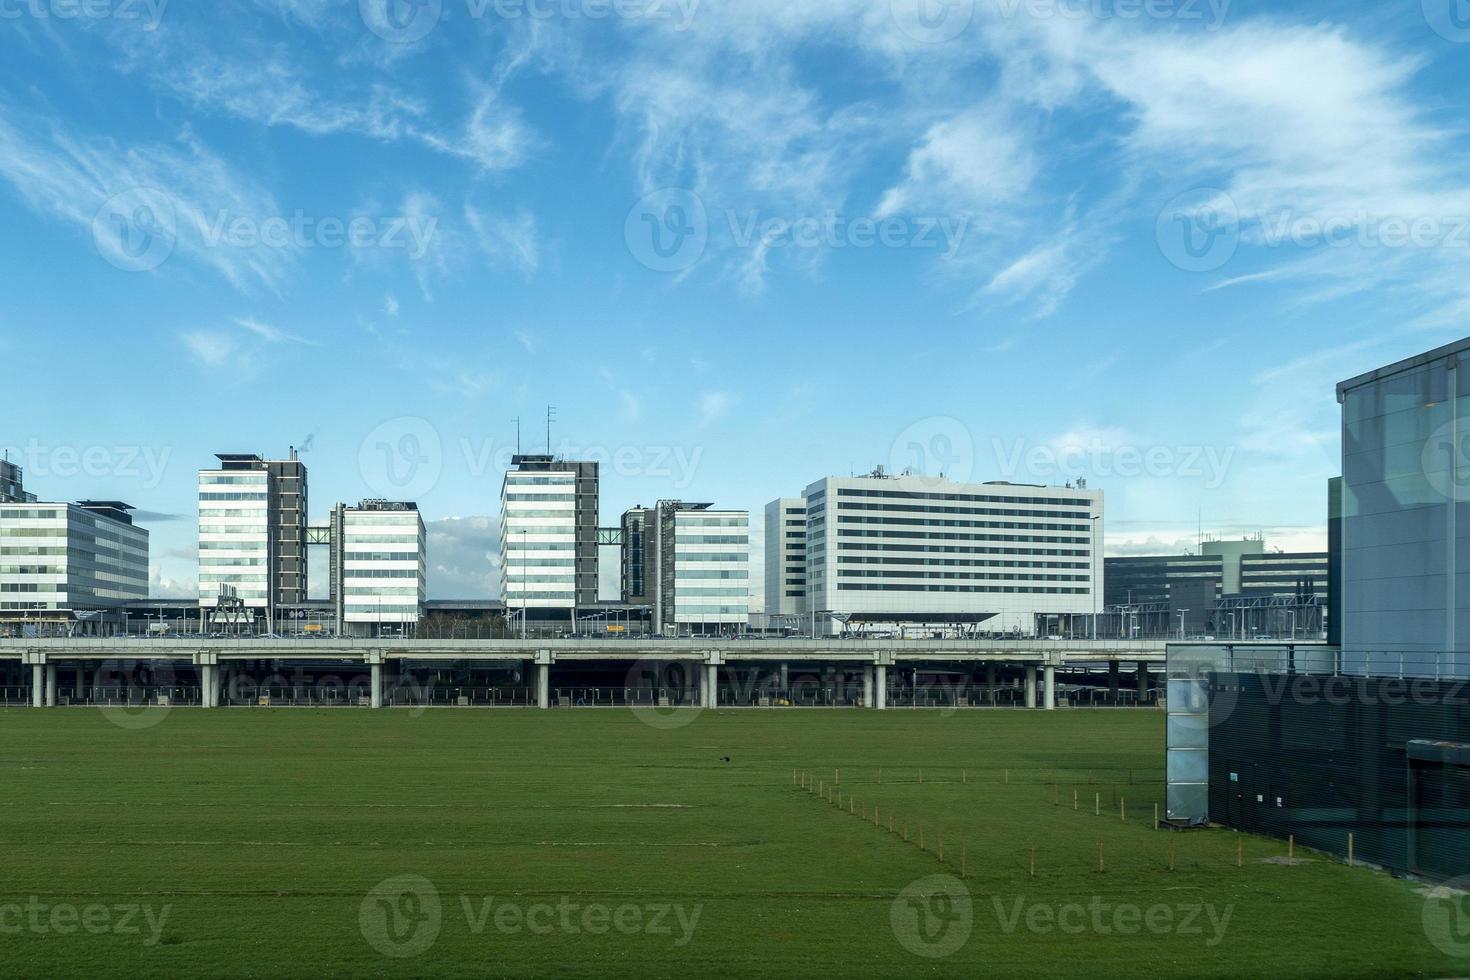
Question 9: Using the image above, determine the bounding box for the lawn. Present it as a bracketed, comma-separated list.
[0, 707, 1458, 978]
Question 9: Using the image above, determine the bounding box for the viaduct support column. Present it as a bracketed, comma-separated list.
[875, 664, 887, 710]
[704, 661, 719, 710]
[45, 664, 57, 707]
[1108, 661, 1120, 705]
[1024, 665, 1037, 710]
[1043, 664, 1056, 711]
[535, 650, 552, 710]
[1137, 662, 1151, 705]
[862, 665, 874, 708]
[368, 650, 385, 709]
[986, 663, 998, 705]
[76, 663, 86, 703]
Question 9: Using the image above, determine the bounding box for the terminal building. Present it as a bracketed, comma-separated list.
[0, 464, 149, 636]
[779, 469, 1103, 636]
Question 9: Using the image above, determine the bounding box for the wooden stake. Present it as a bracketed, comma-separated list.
[920, 825, 925, 851]
[1348, 832, 1354, 867]
[1236, 838, 1243, 868]
[1098, 840, 1105, 873]
[888, 815, 893, 833]
[861, 803, 866, 820]
[1095, 793, 1100, 817]
[1029, 847, 1036, 879]
[962, 769, 967, 785]
[938, 835, 944, 864]
[1073, 790, 1078, 812]
[1154, 803, 1159, 831]
[1288, 835, 1294, 867]
[849, 798, 854, 815]
[1120, 797, 1126, 822]
[919, 768, 923, 785]
[1005, 769, 1009, 785]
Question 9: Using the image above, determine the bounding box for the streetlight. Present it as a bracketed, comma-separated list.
[1177, 609, 1189, 639]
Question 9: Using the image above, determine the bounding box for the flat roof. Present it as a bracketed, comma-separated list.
[1337, 336, 1470, 399]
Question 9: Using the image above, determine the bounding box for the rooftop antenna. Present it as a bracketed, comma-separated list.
[546, 405, 557, 456]
[512, 416, 521, 455]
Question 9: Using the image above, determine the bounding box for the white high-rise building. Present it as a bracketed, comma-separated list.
[654, 502, 749, 634]
[500, 460, 579, 619]
[197, 463, 271, 622]
[333, 500, 425, 636]
[802, 471, 1103, 634]
[764, 497, 807, 617]
[0, 500, 148, 630]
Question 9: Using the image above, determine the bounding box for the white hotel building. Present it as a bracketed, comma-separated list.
[801, 472, 1103, 634]
[332, 500, 425, 636]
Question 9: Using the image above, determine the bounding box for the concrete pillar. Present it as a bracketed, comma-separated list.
[1137, 663, 1151, 704]
[862, 666, 874, 707]
[779, 662, 789, 694]
[45, 664, 57, 707]
[31, 664, 43, 708]
[1024, 665, 1037, 709]
[704, 663, 718, 709]
[76, 664, 86, 702]
[202, 665, 216, 708]
[370, 663, 383, 709]
[1108, 661, 1120, 705]
[986, 663, 998, 705]
[536, 663, 550, 710]
[875, 665, 887, 710]
[1043, 665, 1056, 710]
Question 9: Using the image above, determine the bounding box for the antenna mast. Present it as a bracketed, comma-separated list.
[546, 405, 557, 456]
[512, 417, 521, 456]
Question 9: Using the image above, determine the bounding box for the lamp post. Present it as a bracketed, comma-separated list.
[1178, 609, 1189, 640]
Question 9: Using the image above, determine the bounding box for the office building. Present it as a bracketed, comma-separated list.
[763, 497, 807, 617]
[0, 499, 149, 632]
[1238, 551, 1329, 599]
[330, 500, 425, 636]
[1, 458, 36, 504]
[802, 470, 1103, 634]
[633, 501, 748, 634]
[1104, 554, 1223, 607]
[500, 455, 599, 622]
[1338, 337, 1470, 671]
[197, 451, 308, 630]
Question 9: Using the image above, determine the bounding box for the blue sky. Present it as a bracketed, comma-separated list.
[2, 0, 1469, 603]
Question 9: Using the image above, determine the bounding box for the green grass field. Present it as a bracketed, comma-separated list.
[0, 707, 1459, 978]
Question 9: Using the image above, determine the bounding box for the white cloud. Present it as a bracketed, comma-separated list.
[696, 391, 736, 427]
[466, 205, 542, 277]
[179, 330, 237, 367]
[235, 317, 314, 345]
